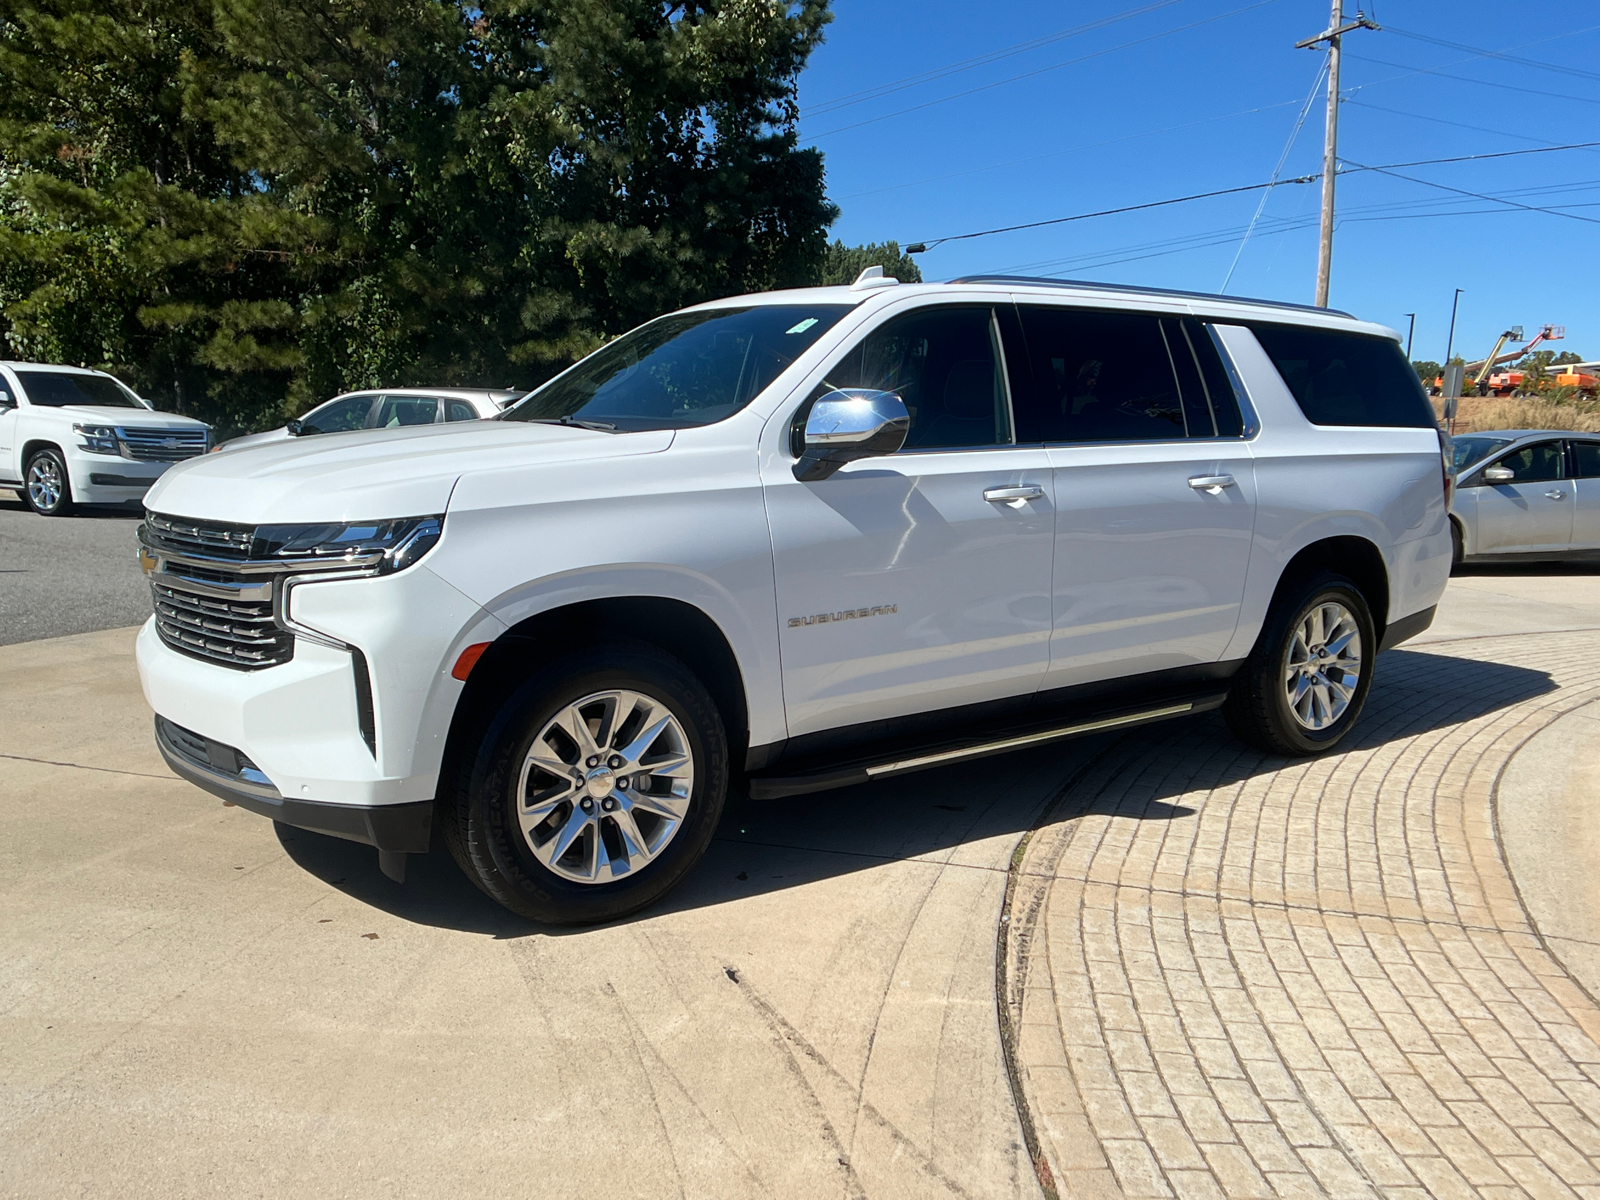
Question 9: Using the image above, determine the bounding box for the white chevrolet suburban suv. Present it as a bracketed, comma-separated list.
[134, 273, 1452, 924]
[0, 363, 211, 515]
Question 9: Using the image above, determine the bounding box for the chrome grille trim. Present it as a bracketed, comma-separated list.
[117, 426, 208, 462]
[143, 512, 255, 560]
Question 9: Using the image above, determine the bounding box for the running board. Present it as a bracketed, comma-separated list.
[746, 696, 1221, 800]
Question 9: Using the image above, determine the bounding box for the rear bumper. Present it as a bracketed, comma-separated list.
[155, 715, 432, 852]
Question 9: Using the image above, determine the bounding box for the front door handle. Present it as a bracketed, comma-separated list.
[983, 485, 1044, 506]
[1188, 474, 1236, 493]
[1546, 489, 1567, 500]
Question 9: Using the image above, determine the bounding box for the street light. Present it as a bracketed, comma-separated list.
[1403, 313, 1415, 360]
[1445, 288, 1464, 364]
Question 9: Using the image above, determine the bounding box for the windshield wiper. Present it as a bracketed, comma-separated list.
[526, 416, 618, 432]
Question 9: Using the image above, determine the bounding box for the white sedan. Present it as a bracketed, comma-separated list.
[1449, 429, 1600, 564]
[215, 387, 522, 452]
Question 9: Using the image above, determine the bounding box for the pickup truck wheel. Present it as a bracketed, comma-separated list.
[1223, 571, 1375, 756]
[442, 642, 727, 925]
[24, 448, 73, 516]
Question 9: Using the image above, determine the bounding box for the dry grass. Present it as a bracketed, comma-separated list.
[1432, 394, 1600, 433]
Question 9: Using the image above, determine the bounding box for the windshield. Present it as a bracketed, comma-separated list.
[1451, 435, 1515, 472]
[15, 370, 150, 409]
[503, 304, 852, 431]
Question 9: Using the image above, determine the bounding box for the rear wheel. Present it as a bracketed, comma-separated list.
[1224, 571, 1376, 756]
[1450, 519, 1465, 570]
[24, 448, 72, 516]
[441, 642, 727, 925]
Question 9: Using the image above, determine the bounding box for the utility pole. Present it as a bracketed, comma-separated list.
[1297, 3, 1379, 308]
[1445, 288, 1464, 365]
[1404, 313, 1415, 360]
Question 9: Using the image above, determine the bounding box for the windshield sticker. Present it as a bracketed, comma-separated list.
[785, 318, 819, 335]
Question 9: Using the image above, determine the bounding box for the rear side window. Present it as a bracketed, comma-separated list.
[445, 399, 479, 422]
[1250, 324, 1435, 428]
[376, 396, 440, 427]
[1011, 306, 1244, 442]
[1573, 441, 1600, 479]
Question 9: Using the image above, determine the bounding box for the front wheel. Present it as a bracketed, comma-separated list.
[24, 448, 73, 516]
[441, 642, 728, 925]
[1224, 572, 1376, 756]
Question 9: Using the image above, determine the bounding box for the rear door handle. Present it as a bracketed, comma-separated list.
[1546, 489, 1567, 500]
[1188, 474, 1235, 493]
[983, 485, 1044, 506]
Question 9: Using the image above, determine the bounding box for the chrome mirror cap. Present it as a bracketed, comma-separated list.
[1483, 465, 1515, 483]
[796, 389, 910, 481]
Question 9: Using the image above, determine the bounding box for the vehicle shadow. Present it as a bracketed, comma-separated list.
[276, 647, 1556, 936]
[1454, 559, 1600, 577]
[0, 494, 143, 519]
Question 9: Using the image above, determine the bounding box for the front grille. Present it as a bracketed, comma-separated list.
[152, 577, 292, 669]
[144, 512, 255, 560]
[118, 426, 208, 462]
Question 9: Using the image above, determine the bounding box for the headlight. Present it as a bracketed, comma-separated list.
[253, 516, 444, 575]
[73, 423, 118, 455]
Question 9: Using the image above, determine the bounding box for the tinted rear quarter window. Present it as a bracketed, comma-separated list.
[1250, 324, 1435, 428]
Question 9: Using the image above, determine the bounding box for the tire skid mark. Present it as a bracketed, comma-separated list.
[725, 966, 979, 1200]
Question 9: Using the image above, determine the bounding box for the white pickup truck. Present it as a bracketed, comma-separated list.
[134, 273, 1452, 924]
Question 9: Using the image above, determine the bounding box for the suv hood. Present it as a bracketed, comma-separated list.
[144, 420, 674, 525]
[49, 406, 208, 427]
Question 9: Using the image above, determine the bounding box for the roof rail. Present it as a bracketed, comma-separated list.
[945, 275, 1354, 319]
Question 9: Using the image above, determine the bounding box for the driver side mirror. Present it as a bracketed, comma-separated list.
[794, 389, 910, 482]
[285, 418, 304, 436]
[1483, 465, 1515, 483]
[0, 389, 13, 410]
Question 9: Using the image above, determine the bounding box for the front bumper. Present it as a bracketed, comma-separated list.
[155, 715, 432, 852]
[67, 450, 172, 503]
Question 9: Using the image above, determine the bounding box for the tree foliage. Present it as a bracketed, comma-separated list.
[820, 238, 921, 286]
[0, 0, 840, 431]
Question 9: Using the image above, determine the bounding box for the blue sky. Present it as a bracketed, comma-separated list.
[798, 0, 1600, 365]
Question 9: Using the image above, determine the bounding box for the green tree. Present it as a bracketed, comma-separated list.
[0, 0, 841, 433]
[1412, 360, 1441, 387]
[820, 239, 922, 286]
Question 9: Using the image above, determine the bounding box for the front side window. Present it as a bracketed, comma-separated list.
[16, 370, 148, 409]
[298, 395, 375, 434]
[375, 396, 441, 428]
[1013, 307, 1189, 443]
[505, 304, 851, 432]
[810, 306, 1012, 450]
[1477, 440, 1564, 485]
[1572, 440, 1600, 479]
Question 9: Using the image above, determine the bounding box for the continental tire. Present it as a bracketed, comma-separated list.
[441, 641, 727, 925]
[1223, 571, 1376, 756]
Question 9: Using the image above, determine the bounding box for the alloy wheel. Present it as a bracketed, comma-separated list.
[1283, 601, 1363, 731]
[516, 688, 694, 884]
[26, 457, 63, 512]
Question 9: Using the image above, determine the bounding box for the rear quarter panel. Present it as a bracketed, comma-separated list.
[1214, 325, 1451, 662]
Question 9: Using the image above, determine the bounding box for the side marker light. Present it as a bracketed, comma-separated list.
[451, 642, 492, 681]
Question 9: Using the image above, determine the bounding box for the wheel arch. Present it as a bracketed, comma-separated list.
[438, 596, 752, 798]
[1268, 534, 1391, 640]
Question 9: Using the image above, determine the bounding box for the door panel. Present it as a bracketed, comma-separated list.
[765, 450, 1054, 735]
[762, 302, 1053, 738]
[1470, 440, 1572, 553]
[1043, 443, 1256, 688]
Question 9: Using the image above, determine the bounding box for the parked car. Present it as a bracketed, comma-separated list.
[1448, 429, 1600, 564]
[214, 387, 521, 452]
[0, 362, 211, 516]
[133, 272, 1452, 924]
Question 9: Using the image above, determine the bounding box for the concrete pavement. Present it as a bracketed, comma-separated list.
[0, 494, 147, 645]
[4, 570, 1600, 1198]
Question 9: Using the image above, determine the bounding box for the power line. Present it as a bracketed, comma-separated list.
[1342, 158, 1600, 226]
[803, 0, 1283, 142]
[1382, 25, 1600, 85]
[803, 0, 1189, 118]
[1221, 59, 1327, 291]
[1346, 52, 1600, 107]
[1342, 98, 1599, 152]
[904, 140, 1600, 250]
